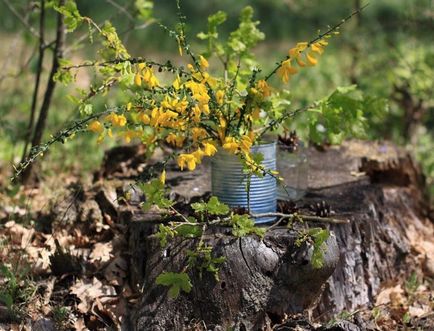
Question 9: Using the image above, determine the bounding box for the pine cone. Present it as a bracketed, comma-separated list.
[278, 130, 299, 153]
[310, 200, 333, 217]
[278, 200, 299, 214]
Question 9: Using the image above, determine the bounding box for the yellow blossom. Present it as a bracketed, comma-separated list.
[306, 52, 318, 66]
[97, 133, 105, 144]
[256, 80, 271, 98]
[311, 43, 324, 55]
[192, 127, 207, 143]
[173, 75, 182, 90]
[126, 102, 132, 111]
[216, 90, 225, 105]
[239, 135, 253, 154]
[123, 129, 141, 143]
[166, 133, 185, 148]
[105, 113, 127, 127]
[277, 59, 298, 83]
[88, 120, 104, 133]
[177, 153, 198, 171]
[203, 142, 217, 156]
[192, 148, 205, 164]
[159, 169, 166, 184]
[139, 113, 150, 125]
[134, 73, 142, 86]
[199, 55, 209, 70]
[223, 137, 239, 154]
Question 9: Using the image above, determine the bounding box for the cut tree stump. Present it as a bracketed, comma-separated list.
[125, 140, 433, 330]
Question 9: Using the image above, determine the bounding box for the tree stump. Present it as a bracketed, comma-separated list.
[127, 140, 433, 330]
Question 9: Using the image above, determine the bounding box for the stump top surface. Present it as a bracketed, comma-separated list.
[165, 140, 400, 199]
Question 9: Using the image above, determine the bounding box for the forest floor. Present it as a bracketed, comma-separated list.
[0, 145, 433, 331]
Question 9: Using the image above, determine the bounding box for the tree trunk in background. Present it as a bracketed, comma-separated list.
[20, 0, 46, 165]
[124, 141, 432, 330]
[20, 0, 65, 185]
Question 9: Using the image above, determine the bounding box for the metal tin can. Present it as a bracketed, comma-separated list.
[211, 142, 276, 224]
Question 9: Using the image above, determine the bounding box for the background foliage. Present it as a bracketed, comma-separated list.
[0, 0, 432, 197]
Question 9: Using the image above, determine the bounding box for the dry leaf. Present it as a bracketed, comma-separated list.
[89, 242, 112, 264]
[74, 318, 88, 331]
[70, 277, 116, 314]
[375, 284, 406, 306]
[4, 221, 35, 248]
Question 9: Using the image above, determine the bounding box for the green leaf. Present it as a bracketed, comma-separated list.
[156, 272, 192, 298]
[308, 228, 330, 269]
[155, 224, 175, 247]
[54, 0, 82, 32]
[206, 196, 229, 215]
[176, 224, 202, 238]
[135, 0, 154, 21]
[230, 214, 265, 237]
[191, 196, 229, 216]
[139, 179, 173, 212]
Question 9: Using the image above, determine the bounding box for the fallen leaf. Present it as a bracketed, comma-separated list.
[375, 284, 406, 306]
[74, 318, 88, 331]
[70, 277, 116, 314]
[89, 242, 112, 264]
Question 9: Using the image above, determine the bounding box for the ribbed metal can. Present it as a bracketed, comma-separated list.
[211, 142, 276, 224]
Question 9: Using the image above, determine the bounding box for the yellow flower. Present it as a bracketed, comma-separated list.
[134, 73, 142, 86]
[123, 129, 141, 143]
[105, 113, 127, 127]
[203, 142, 217, 156]
[126, 102, 132, 111]
[256, 80, 271, 98]
[306, 52, 318, 66]
[139, 113, 150, 125]
[192, 148, 205, 164]
[166, 133, 185, 148]
[138, 63, 146, 70]
[159, 169, 166, 184]
[216, 90, 225, 105]
[199, 55, 209, 70]
[192, 127, 207, 143]
[88, 120, 104, 133]
[277, 59, 298, 83]
[177, 153, 197, 171]
[223, 137, 239, 154]
[239, 135, 252, 154]
[173, 75, 182, 90]
[311, 43, 324, 55]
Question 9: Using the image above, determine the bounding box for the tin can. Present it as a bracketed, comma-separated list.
[211, 142, 276, 224]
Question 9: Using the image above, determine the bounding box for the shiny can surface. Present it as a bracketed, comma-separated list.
[211, 142, 276, 224]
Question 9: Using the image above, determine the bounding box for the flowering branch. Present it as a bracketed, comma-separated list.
[263, 3, 369, 82]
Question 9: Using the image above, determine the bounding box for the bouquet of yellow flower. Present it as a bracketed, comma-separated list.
[84, 4, 348, 180]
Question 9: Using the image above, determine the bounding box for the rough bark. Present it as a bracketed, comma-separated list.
[122, 140, 432, 329]
[130, 226, 339, 330]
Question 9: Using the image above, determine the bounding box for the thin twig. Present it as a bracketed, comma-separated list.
[258, 103, 316, 139]
[250, 212, 349, 224]
[1, 0, 40, 38]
